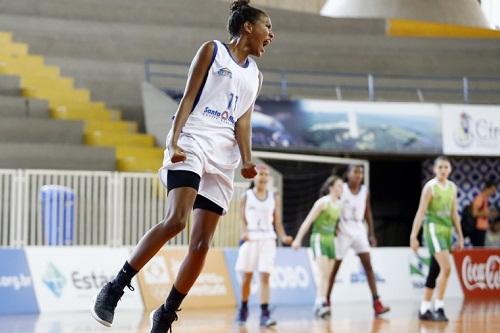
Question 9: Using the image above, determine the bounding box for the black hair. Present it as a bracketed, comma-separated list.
[227, 0, 266, 38]
[248, 180, 255, 189]
[347, 164, 364, 173]
[484, 179, 497, 189]
[319, 175, 341, 197]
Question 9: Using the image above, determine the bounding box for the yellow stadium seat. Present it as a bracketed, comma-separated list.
[22, 76, 74, 90]
[116, 157, 163, 172]
[85, 131, 155, 147]
[115, 146, 164, 159]
[1, 29, 162, 172]
[84, 120, 137, 133]
[0, 32, 12, 44]
[28, 88, 90, 103]
[0, 42, 28, 56]
[0, 54, 44, 65]
[51, 108, 114, 121]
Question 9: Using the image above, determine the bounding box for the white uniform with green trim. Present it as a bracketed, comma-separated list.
[423, 178, 456, 255]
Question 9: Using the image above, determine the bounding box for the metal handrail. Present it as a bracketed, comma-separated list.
[144, 59, 500, 104]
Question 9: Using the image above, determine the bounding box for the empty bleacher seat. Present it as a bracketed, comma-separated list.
[0, 117, 84, 144]
[0, 142, 116, 170]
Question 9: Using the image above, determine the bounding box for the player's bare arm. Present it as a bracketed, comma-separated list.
[410, 184, 432, 252]
[169, 41, 215, 163]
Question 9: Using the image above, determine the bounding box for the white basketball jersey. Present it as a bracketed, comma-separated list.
[339, 183, 368, 236]
[244, 189, 277, 240]
[165, 40, 260, 170]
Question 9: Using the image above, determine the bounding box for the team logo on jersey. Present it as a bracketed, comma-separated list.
[216, 67, 233, 79]
[203, 106, 235, 125]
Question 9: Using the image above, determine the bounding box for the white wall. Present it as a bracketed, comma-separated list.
[480, 0, 500, 29]
[321, 0, 490, 27]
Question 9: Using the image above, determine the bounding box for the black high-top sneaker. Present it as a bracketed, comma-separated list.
[433, 308, 449, 322]
[419, 309, 435, 321]
[260, 308, 277, 327]
[91, 282, 128, 327]
[149, 305, 180, 333]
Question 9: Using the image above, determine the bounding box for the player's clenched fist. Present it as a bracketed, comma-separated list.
[241, 161, 257, 179]
[169, 144, 186, 163]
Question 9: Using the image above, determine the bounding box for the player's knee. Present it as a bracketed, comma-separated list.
[424, 279, 437, 289]
[362, 260, 373, 273]
[189, 239, 211, 257]
[162, 211, 188, 233]
[441, 264, 451, 277]
[242, 273, 253, 284]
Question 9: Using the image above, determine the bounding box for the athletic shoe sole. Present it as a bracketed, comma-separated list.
[375, 308, 390, 316]
[262, 320, 277, 327]
[149, 310, 155, 331]
[90, 295, 112, 327]
[317, 307, 331, 319]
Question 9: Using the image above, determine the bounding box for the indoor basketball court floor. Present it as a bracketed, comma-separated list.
[1, 299, 498, 333]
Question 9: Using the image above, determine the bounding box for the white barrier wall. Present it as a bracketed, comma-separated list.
[0, 246, 475, 315]
[309, 247, 463, 302]
[25, 247, 143, 313]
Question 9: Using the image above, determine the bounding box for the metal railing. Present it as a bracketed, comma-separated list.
[145, 59, 500, 104]
[0, 169, 247, 247]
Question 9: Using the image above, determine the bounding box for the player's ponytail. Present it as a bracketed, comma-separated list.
[228, 0, 266, 38]
[230, 0, 250, 12]
[319, 175, 341, 197]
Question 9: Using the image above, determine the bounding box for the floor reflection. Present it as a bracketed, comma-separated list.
[0, 299, 498, 333]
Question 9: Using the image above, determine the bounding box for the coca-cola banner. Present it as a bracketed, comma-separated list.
[452, 249, 500, 299]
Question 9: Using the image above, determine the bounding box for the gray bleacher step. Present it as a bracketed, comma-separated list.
[0, 75, 21, 96]
[0, 117, 84, 144]
[0, 0, 386, 35]
[0, 95, 50, 118]
[0, 142, 116, 171]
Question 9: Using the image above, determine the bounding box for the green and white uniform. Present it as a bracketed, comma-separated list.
[310, 196, 341, 259]
[423, 178, 456, 255]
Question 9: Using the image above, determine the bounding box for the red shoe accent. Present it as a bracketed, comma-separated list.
[374, 299, 390, 316]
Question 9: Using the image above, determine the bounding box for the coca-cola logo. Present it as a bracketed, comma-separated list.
[461, 255, 500, 291]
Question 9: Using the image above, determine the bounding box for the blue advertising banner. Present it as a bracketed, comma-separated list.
[224, 247, 316, 306]
[0, 249, 39, 314]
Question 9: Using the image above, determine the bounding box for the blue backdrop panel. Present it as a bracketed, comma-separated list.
[0, 248, 39, 314]
[224, 247, 316, 306]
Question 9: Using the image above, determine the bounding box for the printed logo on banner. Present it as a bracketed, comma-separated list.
[350, 263, 386, 284]
[271, 265, 311, 289]
[442, 105, 500, 156]
[143, 256, 171, 284]
[0, 249, 39, 314]
[26, 247, 143, 312]
[453, 249, 500, 299]
[461, 255, 500, 292]
[138, 249, 235, 310]
[224, 248, 316, 306]
[409, 254, 431, 290]
[42, 262, 66, 298]
[453, 112, 474, 148]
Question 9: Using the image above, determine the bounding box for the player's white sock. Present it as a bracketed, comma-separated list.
[434, 299, 444, 310]
[315, 297, 324, 306]
[420, 301, 432, 314]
